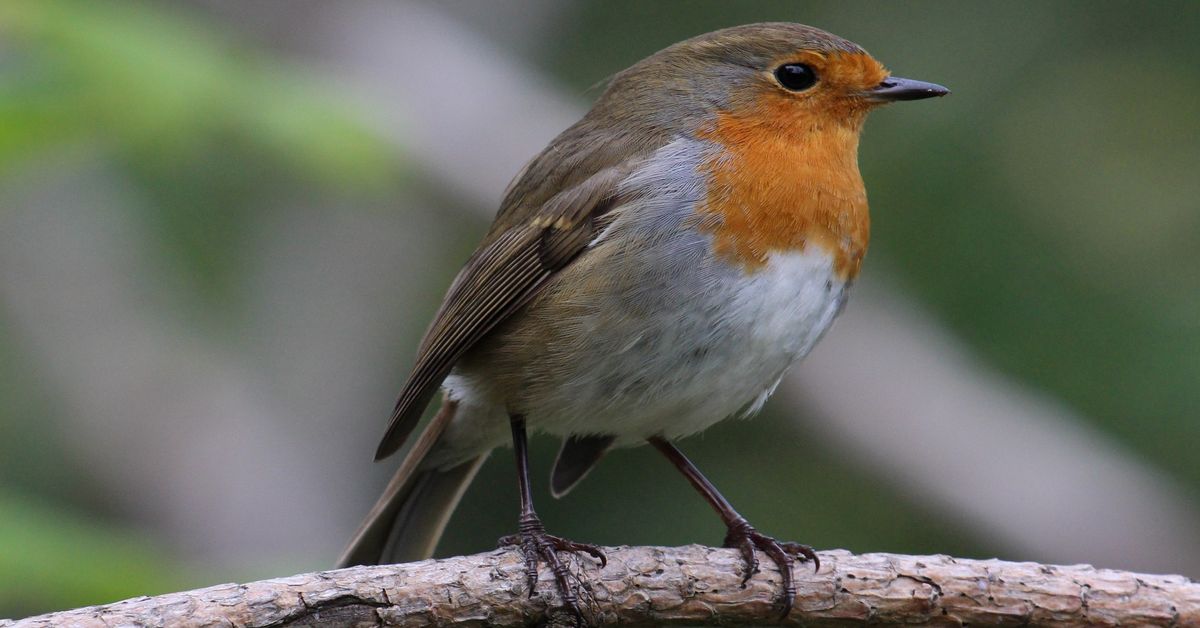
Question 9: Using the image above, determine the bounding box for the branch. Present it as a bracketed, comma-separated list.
[6, 546, 1197, 627]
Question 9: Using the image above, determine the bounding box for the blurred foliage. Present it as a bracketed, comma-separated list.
[0, 490, 204, 618]
[0, 0, 397, 184]
[0, 0, 402, 302]
[2, 0, 1199, 620]
[0, 0, 403, 616]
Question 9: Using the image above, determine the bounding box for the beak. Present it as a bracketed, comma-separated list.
[867, 76, 950, 102]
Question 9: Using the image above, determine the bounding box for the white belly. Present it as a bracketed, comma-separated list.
[530, 247, 845, 442]
[442, 240, 848, 451]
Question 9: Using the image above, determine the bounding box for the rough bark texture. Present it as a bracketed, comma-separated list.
[5, 546, 1198, 627]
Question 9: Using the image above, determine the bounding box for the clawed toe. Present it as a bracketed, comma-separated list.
[779, 540, 819, 569]
[498, 514, 605, 620]
[554, 537, 608, 568]
[723, 519, 818, 617]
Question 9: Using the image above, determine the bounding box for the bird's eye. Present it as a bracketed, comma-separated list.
[774, 63, 818, 92]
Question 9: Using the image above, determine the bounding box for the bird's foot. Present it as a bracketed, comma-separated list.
[498, 513, 606, 620]
[723, 518, 819, 617]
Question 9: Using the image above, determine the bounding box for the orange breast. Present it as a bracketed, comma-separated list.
[696, 98, 871, 280]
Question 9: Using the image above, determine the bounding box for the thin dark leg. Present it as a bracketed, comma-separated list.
[512, 415, 536, 519]
[649, 436, 818, 617]
[649, 435, 744, 524]
[498, 417, 605, 619]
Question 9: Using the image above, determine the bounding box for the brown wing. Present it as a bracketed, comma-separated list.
[373, 163, 631, 460]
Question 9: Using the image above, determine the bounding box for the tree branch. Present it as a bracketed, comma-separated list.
[6, 546, 1197, 627]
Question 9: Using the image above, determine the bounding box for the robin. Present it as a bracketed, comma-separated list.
[339, 22, 947, 618]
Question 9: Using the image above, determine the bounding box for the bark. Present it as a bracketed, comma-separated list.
[5, 546, 1197, 627]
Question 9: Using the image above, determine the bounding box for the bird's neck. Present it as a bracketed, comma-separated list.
[697, 110, 870, 280]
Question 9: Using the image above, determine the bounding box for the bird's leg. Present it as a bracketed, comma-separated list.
[648, 436, 818, 616]
[497, 416, 606, 617]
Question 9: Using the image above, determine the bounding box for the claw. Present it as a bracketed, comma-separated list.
[780, 541, 820, 571]
[498, 514, 605, 620]
[723, 519, 817, 617]
[726, 527, 759, 585]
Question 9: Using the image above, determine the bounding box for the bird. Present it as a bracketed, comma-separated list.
[338, 21, 947, 619]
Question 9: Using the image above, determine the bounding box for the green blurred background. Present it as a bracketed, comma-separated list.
[2, 0, 1198, 619]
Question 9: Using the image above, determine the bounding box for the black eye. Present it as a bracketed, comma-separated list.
[774, 63, 818, 91]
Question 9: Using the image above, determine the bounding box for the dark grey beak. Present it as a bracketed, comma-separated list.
[868, 76, 950, 102]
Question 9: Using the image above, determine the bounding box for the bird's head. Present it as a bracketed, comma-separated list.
[595, 22, 948, 137]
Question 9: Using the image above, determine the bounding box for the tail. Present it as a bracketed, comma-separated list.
[337, 400, 487, 567]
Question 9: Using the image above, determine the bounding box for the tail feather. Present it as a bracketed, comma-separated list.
[550, 434, 615, 498]
[376, 456, 486, 563]
[338, 399, 485, 567]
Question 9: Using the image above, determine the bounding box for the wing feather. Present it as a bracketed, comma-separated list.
[373, 165, 631, 460]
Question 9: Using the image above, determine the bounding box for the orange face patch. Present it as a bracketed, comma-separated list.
[801, 51, 888, 94]
[695, 52, 882, 279]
